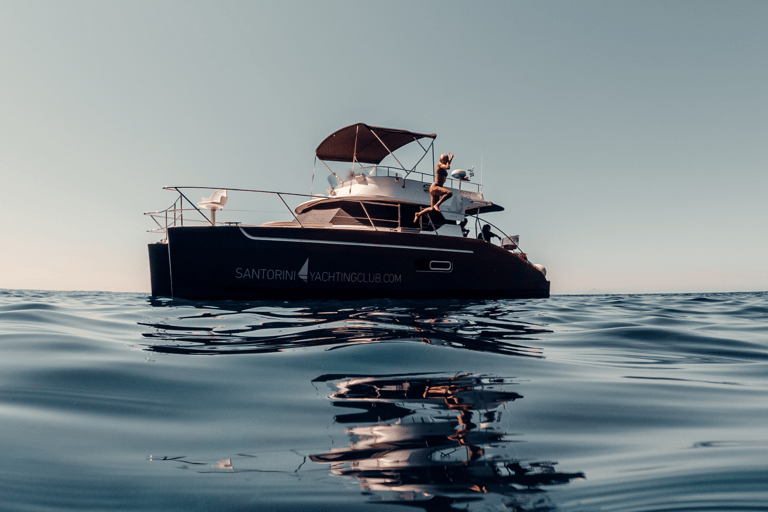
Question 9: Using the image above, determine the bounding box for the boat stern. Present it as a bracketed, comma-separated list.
[148, 242, 172, 297]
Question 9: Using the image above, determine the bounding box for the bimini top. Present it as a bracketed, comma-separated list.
[315, 123, 436, 165]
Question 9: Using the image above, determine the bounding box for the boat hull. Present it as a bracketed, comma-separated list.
[149, 225, 550, 300]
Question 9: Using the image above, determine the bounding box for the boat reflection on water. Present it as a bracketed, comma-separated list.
[310, 373, 584, 511]
[140, 299, 549, 357]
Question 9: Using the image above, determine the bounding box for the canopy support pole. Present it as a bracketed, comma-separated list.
[321, 158, 342, 186]
[369, 129, 407, 172]
[352, 125, 359, 170]
[403, 138, 434, 183]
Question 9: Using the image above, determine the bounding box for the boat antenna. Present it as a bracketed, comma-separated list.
[481, 147, 484, 188]
[311, 156, 316, 196]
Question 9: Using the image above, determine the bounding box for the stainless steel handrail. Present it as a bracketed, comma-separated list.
[145, 185, 520, 252]
[144, 186, 442, 236]
[342, 166, 482, 194]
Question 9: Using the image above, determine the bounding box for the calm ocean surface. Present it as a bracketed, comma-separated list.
[1, 289, 766, 511]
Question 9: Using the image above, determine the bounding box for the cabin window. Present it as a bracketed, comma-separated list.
[400, 204, 450, 231]
[297, 200, 454, 231]
[359, 202, 399, 229]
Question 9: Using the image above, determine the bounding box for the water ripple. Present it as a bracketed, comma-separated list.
[2, 289, 766, 511]
[140, 299, 550, 357]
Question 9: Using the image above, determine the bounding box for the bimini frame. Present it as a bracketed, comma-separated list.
[313, 123, 437, 189]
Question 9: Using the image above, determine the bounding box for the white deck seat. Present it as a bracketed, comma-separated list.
[197, 189, 228, 225]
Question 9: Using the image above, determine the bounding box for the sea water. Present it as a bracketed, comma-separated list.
[1, 289, 766, 511]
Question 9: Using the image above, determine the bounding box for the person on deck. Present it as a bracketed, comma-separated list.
[477, 224, 500, 243]
[459, 218, 470, 237]
[414, 153, 454, 223]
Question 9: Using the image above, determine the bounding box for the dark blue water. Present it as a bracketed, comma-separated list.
[1, 289, 767, 511]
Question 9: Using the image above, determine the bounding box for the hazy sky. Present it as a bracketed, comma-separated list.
[2, 0, 766, 295]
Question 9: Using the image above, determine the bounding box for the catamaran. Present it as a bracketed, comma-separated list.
[145, 123, 549, 299]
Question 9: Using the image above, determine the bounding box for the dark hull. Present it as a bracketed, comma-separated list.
[149, 225, 550, 300]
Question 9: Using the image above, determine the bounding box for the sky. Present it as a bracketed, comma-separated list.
[1, 0, 766, 295]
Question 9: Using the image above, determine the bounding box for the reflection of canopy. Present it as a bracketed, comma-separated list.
[315, 123, 436, 164]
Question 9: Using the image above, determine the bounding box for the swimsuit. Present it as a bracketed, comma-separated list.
[430, 167, 452, 205]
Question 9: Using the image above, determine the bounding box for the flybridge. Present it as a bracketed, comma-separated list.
[313, 123, 493, 219]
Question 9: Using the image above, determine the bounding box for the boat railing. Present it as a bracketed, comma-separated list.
[145, 186, 513, 251]
[341, 165, 482, 194]
[144, 186, 320, 238]
[144, 186, 444, 238]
